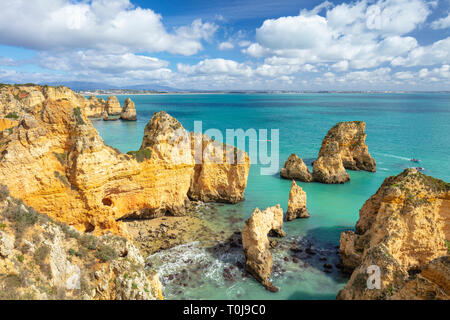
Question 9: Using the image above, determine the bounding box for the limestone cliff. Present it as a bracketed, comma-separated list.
[280, 154, 313, 182]
[121, 98, 137, 121]
[0, 190, 163, 300]
[286, 180, 309, 221]
[242, 205, 286, 292]
[141, 111, 250, 204]
[318, 121, 376, 172]
[0, 89, 249, 235]
[313, 141, 350, 184]
[337, 168, 449, 300]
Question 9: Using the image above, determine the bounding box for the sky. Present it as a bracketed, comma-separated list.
[0, 0, 449, 91]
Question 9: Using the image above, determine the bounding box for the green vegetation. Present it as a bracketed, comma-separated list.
[5, 112, 19, 119]
[54, 171, 70, 187]
[73, 107, 86, 125]
[68, 248, 82, 258]
[33, 245, 51, 278]
[53, 152, 67, 166]
[16, 255, 24, 263]
[94, 244, 118, 263]
[445, 240, 450, 253]
[126, 148, 152, 163]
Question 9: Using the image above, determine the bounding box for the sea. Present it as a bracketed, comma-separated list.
[91, 93, 450, 300]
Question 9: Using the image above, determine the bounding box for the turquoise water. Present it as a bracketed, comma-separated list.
[92, 93, 450, 300]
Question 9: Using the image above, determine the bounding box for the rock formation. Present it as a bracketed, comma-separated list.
[280, 154, 313, 182]
[242, 205, 286, 291]
[121, 98, 137, 121]
[286, 180, 309, 221]
[0, 86, 250, 235]
[337, 168, 449, 300]
[318, 121, 376, 172]
[0, 191, 163, 300]
[105, 96, 122, 116]
[313, 141, 350, 184]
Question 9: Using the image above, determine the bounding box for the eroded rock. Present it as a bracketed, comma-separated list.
[280, 154, 313, 182]
[286, 180, 309, 221]
[120, 98, 137, 121]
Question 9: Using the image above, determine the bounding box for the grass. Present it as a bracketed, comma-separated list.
[73, 107, 86, 125]
[5, 112, 19, 120]
[126, 149, 152, 163]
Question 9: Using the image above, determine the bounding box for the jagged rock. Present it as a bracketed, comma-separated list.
[105, 96, 122, 116]
[318, 121, 376, 172]
[337, 168, 449, 300]
[242, 205, 286, 291]
[280, 154, 313, 182]
[313, 141, 350, 184]
[286, 180, 309, 221]
[120, 98, 137, 121]
[0, 91, 250, 235]
[0, 196, 163, 300]
[0, 118, 18, 132]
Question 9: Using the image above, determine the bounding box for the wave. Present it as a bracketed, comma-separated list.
[374, 152, 411, 161]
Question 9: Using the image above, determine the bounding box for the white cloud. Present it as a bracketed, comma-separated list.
[392, 37, 450, 66]
[331, 60, 349, 72]
[218, 42, 234, 50]
[177, 59, 253, 77]
[431, 13, 450, 29]
[0, 0, 217, 55]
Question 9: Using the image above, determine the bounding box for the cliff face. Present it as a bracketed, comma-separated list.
[0, 87, 250, 235]
[338, 169, 449, 300]
[141, 111, 250, 204]
[105, 96, 122, 116]
[242, 205, 286, 292]
[313, 141, 350, 184]
[318, 121, 376, 172]
[0, 191, 163, 300]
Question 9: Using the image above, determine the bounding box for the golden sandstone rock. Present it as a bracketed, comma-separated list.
[121, 98, 137, 121]
[0, 86, 250, 236]
[281, 121, 375, 184]
[317, 121, 376, 172]
[286, 180, 309, 221]
[242, 205, 286, 292]
[280, 154, 313, 182]
[337, 168, 449, 299]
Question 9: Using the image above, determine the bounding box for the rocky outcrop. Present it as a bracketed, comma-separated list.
[0, 84, 106, 119]
[0, 88, 250, 235]
[121, 98, 137, 121]
[313, 141, 350, 184]
[318, 121, 376, 172]
[286, 180, 309, 221]
[337, 168, 449, 300]
[105, 96, 122, 116]
[0, 192, 163, 300]
[242, 205, 286, 291]
[280, 154, 313, 182]
[141, 111, 250, 204]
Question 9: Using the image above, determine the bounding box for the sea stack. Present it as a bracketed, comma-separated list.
[280, 154, 313, 182]
[121, 98, 137, 121]
[318, 121, 376, 172]
[286, 180, 309, 221]
[312, 141, 350, 184]
[105, 96, 122, 116]
[242, 205, 286, 292]
[337, 168, 449, 300]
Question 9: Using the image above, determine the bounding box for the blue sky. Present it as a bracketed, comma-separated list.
[0, 0, 449, 90]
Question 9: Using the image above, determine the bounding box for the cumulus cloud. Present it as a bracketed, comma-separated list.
[0, 0, 217, 55]
[431, 13, 450, 29]
[218, 42, 234, 50]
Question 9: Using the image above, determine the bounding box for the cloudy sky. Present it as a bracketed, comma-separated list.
[0, 0, 449, 90]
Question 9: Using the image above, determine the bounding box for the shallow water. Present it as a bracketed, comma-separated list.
[92, 93, 450, 299]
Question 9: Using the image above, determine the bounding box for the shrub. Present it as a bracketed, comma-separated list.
[73, 107, 86, 125]
[68, 248, 82, 257]
[33, 245, 51, 278]
[5, 112, 19, 120]
[126, 149, 152, 163]
[94, 244, 117, 263]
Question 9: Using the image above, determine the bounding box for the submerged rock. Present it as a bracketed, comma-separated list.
[286, 180, 309, 221]
[318, 121, 376, 172]
[242, 205, 286, 291]
[120, 98, 137, 121]
[280, 154, 313, 182]
[337, 168, 449, 300]
[313, 141, 350, 184]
